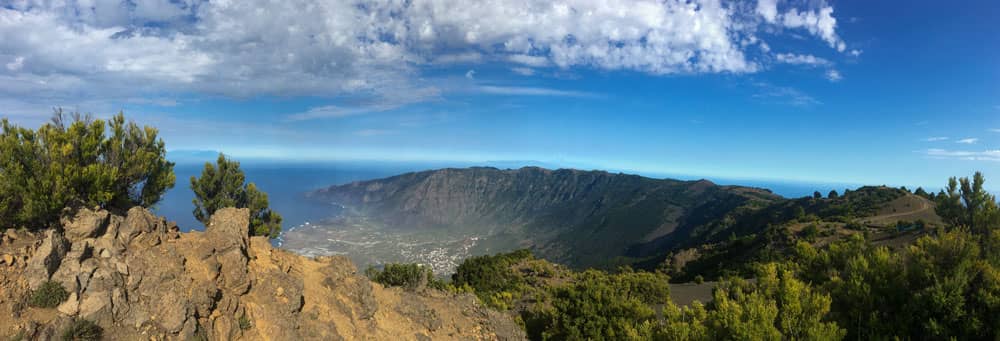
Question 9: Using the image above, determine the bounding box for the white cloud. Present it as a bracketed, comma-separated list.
[508, 55, 551, 68]
[286, 86, 441, 121]
[756, 0, 847, 52]
[752, 82, 820, 106]
[825, 69, 842, 82]
[475, 85, 595, 98]
[924, 148, 1000, 162]
[510, 67, 536, 76]
[775, 53, 830, 66]
[956, 138, 979, 144]
[354, 129, 394, 137]
[5, 56, 24, 71]
[1, 0, 851, 117]
[923, 137, 948, 142]
[756, 0, 779, 23]
[848, 49, 863, 57]
[434, 52, 483, 64]
[989, 128, 1000, 133]
[465, 70, 476, 80]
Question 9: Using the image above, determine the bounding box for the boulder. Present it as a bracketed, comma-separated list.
[206, 208, 250, 251]
[25, 230, 69, 289]
[63, 208, 109, 242]
[79, 290, 110, 320]
[119, 206, 159, 247]
[207, 208, 252, 294]
[57, 292, 80, 316]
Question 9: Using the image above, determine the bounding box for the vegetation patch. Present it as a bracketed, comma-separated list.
[61, 319, 102, 341]
[365, 263, 445, 290]
[29, 281, 69, 308]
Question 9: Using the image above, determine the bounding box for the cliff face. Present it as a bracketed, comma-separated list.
[0, 207, 524, 340]
[309, 167, 780, 268]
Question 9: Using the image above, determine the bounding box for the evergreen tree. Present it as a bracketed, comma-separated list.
[0, 110, 174, 229]
[935, 172, 1000, 236]
[827, 190, 839, 199]
[190, 154, 282, 238]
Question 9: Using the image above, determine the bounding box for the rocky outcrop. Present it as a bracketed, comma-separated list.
[0, 207, 524, 340]
[24, 230, 69, 290]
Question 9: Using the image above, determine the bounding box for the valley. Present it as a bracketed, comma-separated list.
[281, 166, 939, 279]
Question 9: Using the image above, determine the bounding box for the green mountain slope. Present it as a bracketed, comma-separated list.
[310, 167, 780, 269]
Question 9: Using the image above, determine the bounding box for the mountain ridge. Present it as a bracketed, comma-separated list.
[307, 166, 782, 269]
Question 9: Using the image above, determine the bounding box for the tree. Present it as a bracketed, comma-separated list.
[827, 190, 839, 199]
[0, 110, 174, 229]
[935, 172, 1000, 236]
[813, 191, 823, 199]
[190, 154, 282, 238]
[914, 187, 929, 199]
[707, 264, 844, 340]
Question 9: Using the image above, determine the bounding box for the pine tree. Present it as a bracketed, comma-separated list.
[190, 154, 282, 238]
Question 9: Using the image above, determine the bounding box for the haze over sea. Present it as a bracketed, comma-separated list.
[154, 156, 873, 236]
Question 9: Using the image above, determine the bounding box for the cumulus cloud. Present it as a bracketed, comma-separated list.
[756, 0, 779, 23]
[755, 0, 847, 52]
[0, 0, 851, 118]
[825, 69, 842, 82]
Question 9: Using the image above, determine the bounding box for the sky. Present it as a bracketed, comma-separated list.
[0, 0, 998, 190]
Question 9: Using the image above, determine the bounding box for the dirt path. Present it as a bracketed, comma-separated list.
[870, 197, 931, 220]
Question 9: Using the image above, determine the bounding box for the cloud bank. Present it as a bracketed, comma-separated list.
[1, 0, 852, 117]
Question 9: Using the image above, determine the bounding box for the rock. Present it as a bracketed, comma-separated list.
[58, 292, 80, 316]
[4, 228, 17, 241]
[1, 254, 13, 266]
[207, 208, 252, 294]
[25, 230, 69, 289]
[0, 207, 526, 341]
[206, 208, 250, 251]
[119, 207, 157, 246]
[79, 290, 110, 320]
[156, 291, 189, 333]
[63, 208, 110, 242]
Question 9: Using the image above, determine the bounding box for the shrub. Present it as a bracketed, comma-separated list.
[238, 314, 252, 330]
[0, 111, 175, 229]
[61, 319, 102, 341]
[366, 263, 435, 290]
[190, 154, 282, 238]
[801, 224, 820, 242]
[29, 281, 69, 308]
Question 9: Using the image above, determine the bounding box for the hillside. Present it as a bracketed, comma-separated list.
[0, 207, 523, 340]
[307, 167, 781, 269]
[303, 168, 942, 279]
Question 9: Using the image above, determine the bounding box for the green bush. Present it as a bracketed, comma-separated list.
[0, 111, 175, 230]
[238, 313, 252, 330]
[190, 154, 282, 238]
[29, 281, 69, 308]
[61, 319, 102, 341]
[365, 263, 437, 290]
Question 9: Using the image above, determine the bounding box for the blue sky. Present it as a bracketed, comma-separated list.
[1, 0, 998, 190]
